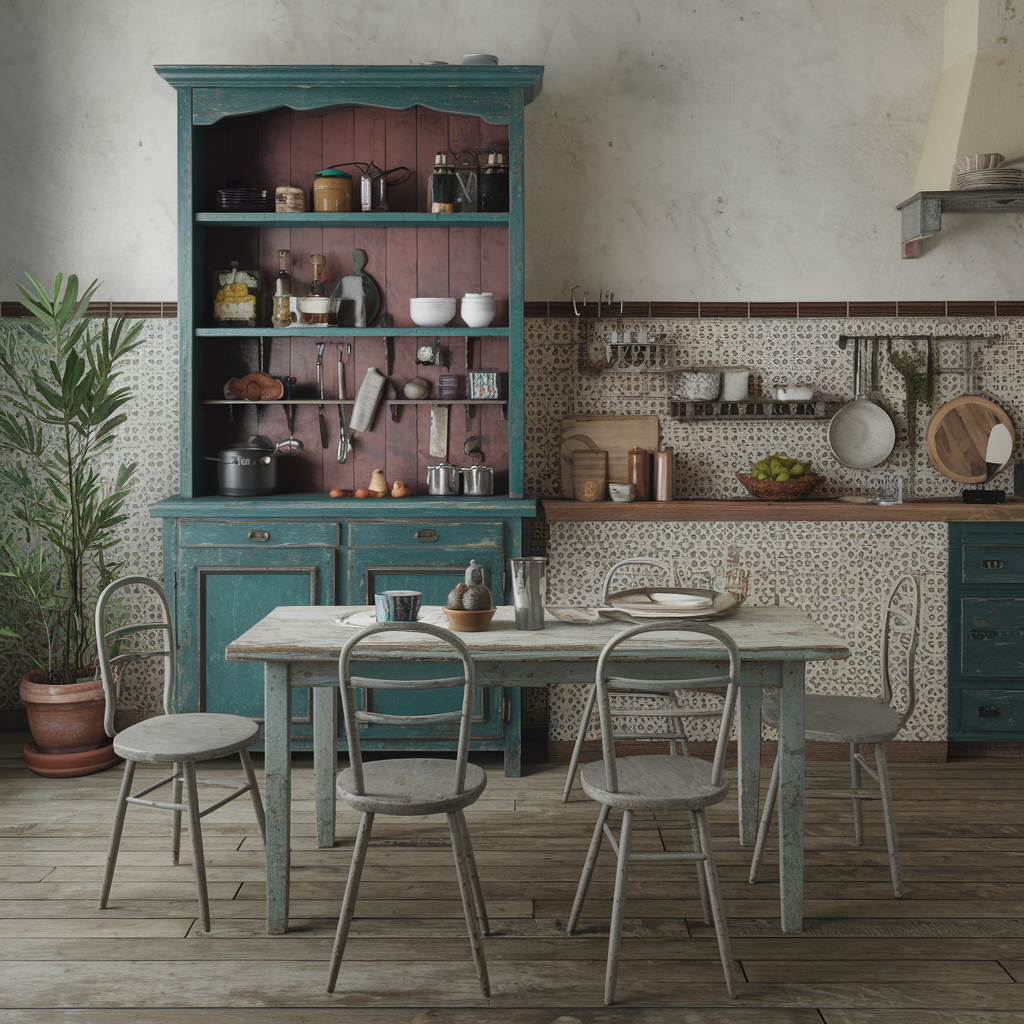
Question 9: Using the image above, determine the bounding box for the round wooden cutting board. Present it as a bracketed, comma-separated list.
[925, 394, 1015, 483]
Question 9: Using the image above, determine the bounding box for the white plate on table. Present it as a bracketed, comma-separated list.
[601, 587, 743, 621]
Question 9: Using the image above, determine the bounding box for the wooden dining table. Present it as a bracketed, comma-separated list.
[225, 604, 849, 935]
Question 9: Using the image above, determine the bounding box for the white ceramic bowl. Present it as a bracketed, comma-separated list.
[409, 297, 456, 326]
[460, 292, 495, 328]
[673, 370, 721, 401]
[953, 153, 1004, 173]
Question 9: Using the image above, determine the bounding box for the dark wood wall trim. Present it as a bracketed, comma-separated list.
[524, 299, 1024, 319]
[1, 301, 178, 319]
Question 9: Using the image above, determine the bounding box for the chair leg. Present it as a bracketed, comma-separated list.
[562, 682, 598, 803]
[182, 761, 211, 933]
[690, 811, 712, 924]
[568, 802, 610, 935]
[695, 809, 736, 998]
[99, 758, 136, 910]
[326, 811, 374, 993]
[448, 811, 491, 999]
[748, 749, 780, 884]
[454, 809, 489, 936]
[604, 808, 634, 1006]
[171, 762, 183, 866]
[239, 747, 267, 843]
[874, 743, 903, 898]
[850, 742, 864, 846]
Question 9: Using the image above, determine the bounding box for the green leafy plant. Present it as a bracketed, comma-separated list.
[886, 337, 934, 446]
[0, 273, 145, 684]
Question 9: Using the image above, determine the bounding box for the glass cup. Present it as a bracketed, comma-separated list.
[296, 296, 330, 324]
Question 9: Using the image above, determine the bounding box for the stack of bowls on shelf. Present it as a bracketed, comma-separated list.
[954, 153, 1023, 190]
[460, 292, 496, 328]
[409, 297, 456, 326]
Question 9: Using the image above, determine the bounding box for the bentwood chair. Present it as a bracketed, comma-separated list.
[748, 574, 921, 897]
[561, 558, 725, 802]
[327, 622, 490, 997]
[96, 576, 266, 932]
[568, 621, 741, 1003]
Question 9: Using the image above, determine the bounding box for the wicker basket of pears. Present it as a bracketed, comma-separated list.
[737, 453, 821, 501]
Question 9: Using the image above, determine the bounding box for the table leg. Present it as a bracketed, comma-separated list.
[264, 662, 292, 934]
[777, 660, 805, 933]
[313, 686, 338, 847]
[503, 686, 522, 778]
[736, 671, 764, 846]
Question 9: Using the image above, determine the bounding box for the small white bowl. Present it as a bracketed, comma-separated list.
[953, 153, 1004, 173]
[462, 54, 499, 65]
[410, 297, 456, 326]
[774, 385, 814, 402]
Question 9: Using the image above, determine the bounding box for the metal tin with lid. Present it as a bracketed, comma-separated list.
[426, 463, 459, 495]
[312, 169, 353, 212]
[461, 465, 494, 496]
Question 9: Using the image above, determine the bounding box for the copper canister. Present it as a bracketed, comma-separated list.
[653, 448, 675, 501]
[626, 446, 651, 501]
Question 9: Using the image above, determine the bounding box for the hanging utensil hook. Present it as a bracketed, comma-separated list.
[571, 286, 587, 317]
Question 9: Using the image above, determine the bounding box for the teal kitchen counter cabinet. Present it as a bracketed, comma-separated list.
[152, 497, 537, 774]
[948, 522, 1024, 742]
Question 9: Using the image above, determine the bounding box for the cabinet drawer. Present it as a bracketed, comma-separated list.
[960, 540, 1024, 585]
[956, 689, 1024, 734]
[179, 521, 339, 548]
[347, 521, 503, 550]
[960, 597, 1024, 678]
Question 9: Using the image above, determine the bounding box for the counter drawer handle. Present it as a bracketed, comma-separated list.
[415, 529, 439, 543]
[978, 706, 1001, 718]
[247, 530, 270, 543]
[981, 559, 1005, 569]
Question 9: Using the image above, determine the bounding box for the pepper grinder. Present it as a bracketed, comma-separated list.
[626, 446, 651, 501]
[653, 447, 675, 501]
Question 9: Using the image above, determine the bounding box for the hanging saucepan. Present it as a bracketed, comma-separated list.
[205, 446, 278, 496]
[827, 338, 896, 469]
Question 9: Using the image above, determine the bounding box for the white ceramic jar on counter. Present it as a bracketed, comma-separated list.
[460, 292, 495, 328]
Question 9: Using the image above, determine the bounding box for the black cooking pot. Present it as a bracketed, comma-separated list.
[205, 445, 278, 496]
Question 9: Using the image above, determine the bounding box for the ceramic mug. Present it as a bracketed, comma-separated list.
[375, 590, 422, 623]
[296, 296, 330, 324]
[607, 481, 635, 502]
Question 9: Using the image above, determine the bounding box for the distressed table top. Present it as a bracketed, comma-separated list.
[225, 605, 850, 664]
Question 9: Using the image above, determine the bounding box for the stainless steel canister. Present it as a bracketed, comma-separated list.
[426, 462, 460, 495]
[461, 465, 494, 496]
[510, 556, 547, 630]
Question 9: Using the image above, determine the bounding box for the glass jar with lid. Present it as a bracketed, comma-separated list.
[312, 169, 353, 212]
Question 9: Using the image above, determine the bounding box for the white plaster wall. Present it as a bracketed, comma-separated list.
[4, 0, 1022, 302]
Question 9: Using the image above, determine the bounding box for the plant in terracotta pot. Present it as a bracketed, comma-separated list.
[0, 272, 145, 776]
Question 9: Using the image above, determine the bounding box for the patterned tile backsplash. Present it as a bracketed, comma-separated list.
[5, 313, 1018, 744]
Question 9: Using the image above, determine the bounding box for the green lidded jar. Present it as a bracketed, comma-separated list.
[312, 169, 353, 212]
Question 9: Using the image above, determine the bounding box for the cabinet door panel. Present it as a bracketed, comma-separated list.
[178, 549, 335, 736]
[956, 688, 1024, 738]
[960, 597, 1024, 678]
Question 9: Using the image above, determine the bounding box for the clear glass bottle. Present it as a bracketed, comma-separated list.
[309, 253, 327, 297]
[429, 152, 455, 213]
[271, 249, 293, 328]
[212, 260, 260, 327]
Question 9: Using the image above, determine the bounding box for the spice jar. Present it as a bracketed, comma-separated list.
[478, 152, 509, 212]
[429, 153, 455, 213]
[312, 169, 353, 212]
[653, 448, 675, 502]
[626, 446, 651, 501]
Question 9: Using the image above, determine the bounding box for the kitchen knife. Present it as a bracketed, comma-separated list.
[316, 343, 329, 448]
[429, 404, 449, 458]
[985, 422, 1013, 477]
[336, 351, 349, 463]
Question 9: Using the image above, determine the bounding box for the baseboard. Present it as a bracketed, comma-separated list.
[0, 707, 28, 733]
[948, 741, 1024, 758]
[547, 738, 950, 766]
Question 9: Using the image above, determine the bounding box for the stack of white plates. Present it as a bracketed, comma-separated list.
[956, 168, 1024, 190]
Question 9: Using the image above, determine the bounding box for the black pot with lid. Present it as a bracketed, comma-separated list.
[205, 443, 279, 496]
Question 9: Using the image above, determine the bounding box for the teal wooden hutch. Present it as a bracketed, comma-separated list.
[150, 64, 544, 775]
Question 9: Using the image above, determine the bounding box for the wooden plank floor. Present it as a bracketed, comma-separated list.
[2, 732, 1024, 1023]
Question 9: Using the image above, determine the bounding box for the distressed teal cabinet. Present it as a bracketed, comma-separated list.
[151, 64, 543, 775]
[948, 523, 1024, 741]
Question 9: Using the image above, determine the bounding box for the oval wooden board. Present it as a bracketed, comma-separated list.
[926, 394, 1014, 484]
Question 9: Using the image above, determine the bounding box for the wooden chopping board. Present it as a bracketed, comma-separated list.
[560, 415, 660, 498]
[926, 394, 1015, 484]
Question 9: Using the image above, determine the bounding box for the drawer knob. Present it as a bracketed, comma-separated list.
[981, 559, 1005, 570]
[978, 706, 1001, 718]
[247, 530, 270, 543]
[415, 529, 439, 543]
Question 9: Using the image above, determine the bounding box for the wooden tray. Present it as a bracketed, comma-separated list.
[560, 415, 659, 498]
[926, 394, 1015, 484]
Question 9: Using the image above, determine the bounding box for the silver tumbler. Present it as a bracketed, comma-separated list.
[510, 556, 547, 630]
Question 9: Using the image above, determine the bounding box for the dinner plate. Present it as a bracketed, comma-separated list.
[601, 587, 742, 620]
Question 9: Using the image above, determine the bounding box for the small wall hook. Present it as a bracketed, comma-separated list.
[571, 285, 587, 317]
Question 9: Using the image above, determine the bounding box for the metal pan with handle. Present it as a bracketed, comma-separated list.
[827, 338, 896, 469]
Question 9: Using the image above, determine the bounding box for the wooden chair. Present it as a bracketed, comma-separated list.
[748, 573, 921, 897]
[95, 575, 266, 932]
[567, 621, 741, 1003]
[327, 622, 490, 997]
[561, 558, 724, 803]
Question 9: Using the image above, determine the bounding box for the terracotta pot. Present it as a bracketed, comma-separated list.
[19, 669, 108, 754]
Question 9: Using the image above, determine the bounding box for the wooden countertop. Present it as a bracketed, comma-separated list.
[542, 497, 1024, 522]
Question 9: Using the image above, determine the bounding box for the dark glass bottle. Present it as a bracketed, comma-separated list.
[429, 153, 455, 213]
[478, 152, 509, 212]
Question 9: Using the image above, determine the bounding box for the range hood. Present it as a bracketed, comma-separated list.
[914, 0, 1024, 192]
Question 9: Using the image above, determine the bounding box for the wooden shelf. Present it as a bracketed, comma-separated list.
[897, 189, 1024, 258]
[201, 399, 507, 406]
[195, 327, 511, 337]
[542, 497, 1024, 523]
[671, 399, 842, 422]
[196, 211, 510, 227]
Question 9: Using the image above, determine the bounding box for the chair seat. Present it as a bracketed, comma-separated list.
[580, 754, 729, 812]
[337, 758, 487, 816]
[112, 712, 261, 763]
[763, 693, 903, 744]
